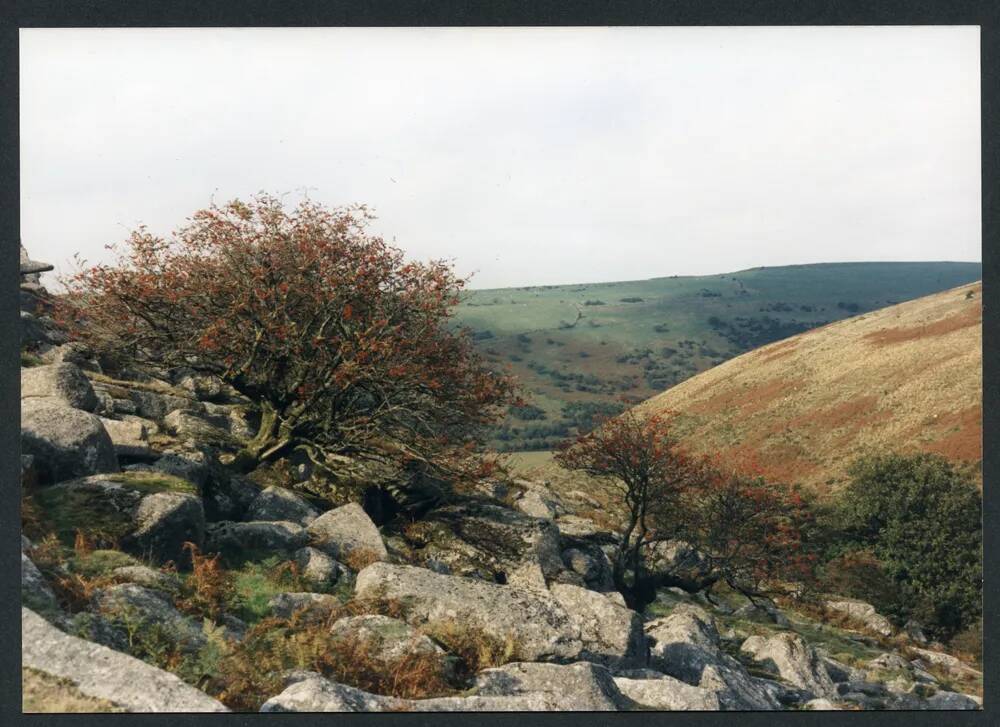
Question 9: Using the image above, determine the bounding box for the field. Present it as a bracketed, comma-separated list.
[455, 262, 982, 451]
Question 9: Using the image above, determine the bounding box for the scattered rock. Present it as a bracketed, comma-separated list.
[110, 565, 180, 594]
[740, 632, 837, 699]
[867, 653, 909, 672]
[268, 592, 341, 621]
[22, 553, 59, 615]
[613, 670, 720, 710]
[127, 491, 205, 565]
[803, 697, 842, 710]
[21, 400, 118, 484]
[732, 600, 790, 628]
[294, 547, 341, 586]
[163, 409, 236, 446]
[98, 417, 153, 459]
[515, 488, 562, 520]
[645, 604, 779, 710]
[821, 655, 866, 683]
[21, 363, 99, 411]
[206, 520, 309, 562]
[22, 607, 228, 712]
[249, 486, 320, 526]
[925, 691, 981, 710]
[307, 503, 389, 564]
[909, 647, 981, 678]
[549, 583, 647, 667]
[904, 620, 929, 645]
[560, 546, 615, 592]
[91, 584, 206, 653]
[354, 562, 583, 662]
[824, 599, 894, 637]
[328, 615, 447, 666]
[475, 661, 625, 710]
[128, 390, 204, 422]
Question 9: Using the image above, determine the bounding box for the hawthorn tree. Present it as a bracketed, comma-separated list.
[57, 195, 518, 488]
[674, 463, 816, 604]
[555, 411, 705, 608]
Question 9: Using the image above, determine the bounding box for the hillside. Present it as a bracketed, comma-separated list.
[634, 281, 982, 494]
[455, 262, 982, 451]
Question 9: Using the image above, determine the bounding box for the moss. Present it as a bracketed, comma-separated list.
[104, 471, 198, 495]
[69, 549, 141, 577]
[34, 474, 197, 547]
[21, 351, 45, 368]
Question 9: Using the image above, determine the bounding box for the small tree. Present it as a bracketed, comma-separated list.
[57, 195, 518, 490]
[675, 464, 815, 604]
[835, 452, 982, 640]
[555, 411, 704, 608]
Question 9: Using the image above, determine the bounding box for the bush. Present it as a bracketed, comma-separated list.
[835, 453, 982, 640]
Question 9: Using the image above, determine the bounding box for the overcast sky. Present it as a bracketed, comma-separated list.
[20, 26, 980, 289]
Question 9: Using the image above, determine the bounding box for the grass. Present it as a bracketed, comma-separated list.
[22, 668, 123, 713]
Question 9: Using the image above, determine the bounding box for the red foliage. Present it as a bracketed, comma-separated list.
[56, 195, 518, 476]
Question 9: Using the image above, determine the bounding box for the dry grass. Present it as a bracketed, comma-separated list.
[636, 282, 982, 493]
[22, 668, 123, 713]
[341, 547, 386, 572]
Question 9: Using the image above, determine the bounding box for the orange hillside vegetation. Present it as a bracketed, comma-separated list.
[635, 281, 982, 494]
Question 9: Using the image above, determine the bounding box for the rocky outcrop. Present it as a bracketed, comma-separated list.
[22, 607, 228, 712]
[740, 632, 838, 699]
[22, 553, 59, 615]
[260, 673, 558, 712]
[645, 604, 779, 710]
[294, 547, 341, 586]
[307, 503, 389, 564]
[248, 486, 320, 526]
[21, 400, 118, 484]
[21, 363, 99, 411]
[474, 661, 625, 710]
[128, 491, 205, 564]
[206, 520, 309, 562]
[354, 562, 583, 661]
[824, 599, 894, 637]
[90, 584, 206, 653]
[407, 500, 564, 588]
[613, 669, 721, 710]
[328, 615, 448, 667]
[548, 583, 647, 667]
[34, 474, 203, 564]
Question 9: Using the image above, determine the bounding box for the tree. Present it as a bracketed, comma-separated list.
[555, 411, 705, 608]
[674, 463, 816, 604]
[57, 195, 518, 490]
[834, 452, 982, 641]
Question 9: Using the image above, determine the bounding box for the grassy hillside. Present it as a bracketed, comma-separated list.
[455, 262, 982, 450]
[634, 281, 982, 494]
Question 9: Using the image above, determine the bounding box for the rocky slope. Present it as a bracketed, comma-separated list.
[636, 282, 982, 493]
[19, 254, 982, 712]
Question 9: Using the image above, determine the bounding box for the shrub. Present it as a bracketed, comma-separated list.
[57, 195, 518, 482]
[835, 452, 982, 641]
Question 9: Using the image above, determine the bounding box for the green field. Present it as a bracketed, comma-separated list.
[454, 261, 982, 451]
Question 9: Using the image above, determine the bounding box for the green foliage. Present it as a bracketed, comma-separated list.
[834, 452, 982, 640]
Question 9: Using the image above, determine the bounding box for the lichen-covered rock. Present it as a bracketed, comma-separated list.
[22, 607, 228, 712]
[548, 583, 647, 667]
[127, 491, 205, 565]
[560, 545, 615, 592]
[110, 565, 180, 594]
[163, 409, 237, 446]
[803, 697, 843, 710]
[21, 362, 99, 411]
[354, 562, 583, 661]
[908, 647, 981, 678]
[408, 500, 563, 588]
[249, 486, 320, 526]
[32, 473, 200, 564]
[307, 503, 388, 564]
[260, 674, 559, 712]
[268, 592, 341, 621]
[206, 520, 309, 562]
[613, 670, 721, 710]
[22, 553, 59, 615]
[91, 584, 206, 653]
[821, 655, 867, 683]
[740, 632, 837, 699]
[127, 390, 204, 422]
[732, 600, 791, 628]
[645, 604, 779, 710]
[474, 661, 626, 710]
[328, 615, 447, 667]
[824, 599, 894, 637]
[21, 400, 118, 484]
[515, 488, 562, 520]
[294, 546, 341, 586]
[98, 416, 153, 459]
[925, 691, 981, 710]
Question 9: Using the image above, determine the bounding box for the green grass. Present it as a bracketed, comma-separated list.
[227, 556, 349, 624]
[456, 262, 982, 450]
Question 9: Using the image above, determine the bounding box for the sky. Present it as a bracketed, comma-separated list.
[20, 26, 981, 290]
